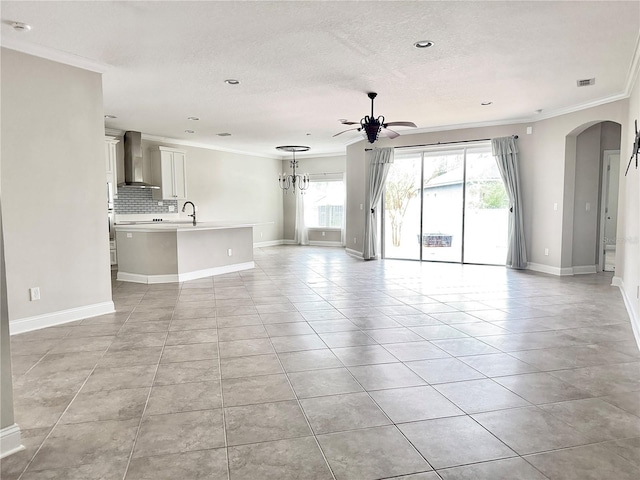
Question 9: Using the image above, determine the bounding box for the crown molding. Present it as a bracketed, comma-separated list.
[140, 134, 281, 159]
[340, 90, 633, 149]
[1, 37, 110, 73]
[624, 32, 640, 96]
[104, 128, 124, 137]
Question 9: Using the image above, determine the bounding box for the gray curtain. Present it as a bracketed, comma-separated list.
[294, 187, 309, 245]
[492, 136, 527, 269]
[363, 147, 394, 260]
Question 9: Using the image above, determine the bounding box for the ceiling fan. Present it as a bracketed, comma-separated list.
[334, 92, 417, 143]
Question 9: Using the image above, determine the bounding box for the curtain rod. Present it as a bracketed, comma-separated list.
[364, 135, 518, 151]
[308, 172, 344, 176]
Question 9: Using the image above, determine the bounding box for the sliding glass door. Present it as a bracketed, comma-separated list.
[463, 148, 509, 264]
[382, 153, 421, 260]
[421, 150, 464, 262]
[383, 143, 509, 265]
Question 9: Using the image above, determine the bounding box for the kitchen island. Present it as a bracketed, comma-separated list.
[115, 222, 255, 283]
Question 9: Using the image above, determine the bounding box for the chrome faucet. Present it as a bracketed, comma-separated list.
[182, 201, 197, 226]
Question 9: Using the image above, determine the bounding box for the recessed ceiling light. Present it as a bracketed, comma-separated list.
[414, 40, 434, 49]
[535, 109, 543, 114]
[104, 114, 117, 119]
[11, 22, 31, 32]
[224, 79, 240, 85]
[187, 116, 199, 121]
[481, 101, 493, 106]
[217, 132, 231, 136]
[306, 133, 311, 136]
[185, 129, 195, 134]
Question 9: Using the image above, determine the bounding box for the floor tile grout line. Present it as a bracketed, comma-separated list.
[213, 283, 232, 480]
[10, 251, 637, 478]
[13, 295, 141, 480]
[120, 288, 179, 480]
[274, 290, 443, 477]
[259, 310, 339, 480]
[10, 282, 146, 480]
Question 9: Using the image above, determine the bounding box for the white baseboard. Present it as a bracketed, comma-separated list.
[526, 262, 567, 276]
[117, 261, 255, 284]
[345, 248, 364, 259]
[613, 278, 640, 349]
[526, 263, 597, 276]
[0, 424, 24, 459]
[309, 241, 343, 247]
[10, 301, 115, 335]
[282, 239, 297, 245]
[572, 265, 598, 275]
[253, 240, 285, 248]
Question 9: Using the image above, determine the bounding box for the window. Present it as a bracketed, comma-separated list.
[304, 180, 345, 228]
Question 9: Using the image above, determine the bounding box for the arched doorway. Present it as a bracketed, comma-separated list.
[563, 121, 622, 273]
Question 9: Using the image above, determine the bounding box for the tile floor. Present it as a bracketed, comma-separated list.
[2, 245, 640, 480]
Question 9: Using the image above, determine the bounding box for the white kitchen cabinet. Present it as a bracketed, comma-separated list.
[109, 240, 117, 266]
[151, 147, 187, 200]
[105, 136, 119, 196]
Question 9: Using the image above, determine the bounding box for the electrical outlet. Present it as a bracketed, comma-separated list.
[353, 237, 357, 244]
[360, 204, 363, 210]
[29, 287, 40, 301]
[544, 248, 549, 256]
[526, 126, 533, 134]
[322, 231, 326, 236]
[168, 205, 175, 212]
[227, 248, 233, 257]
[127, 233, 133, 238]
[553, 203, 558, 211]
[586, 202, 591, 212]
[158, 201, 163, 206]
[260, 232, 263, 238]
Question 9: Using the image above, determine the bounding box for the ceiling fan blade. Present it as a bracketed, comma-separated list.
[333, 128, 360, 137]
[384, 121, 417, 128]
[340, 121, 359, 125]
[382, 128, 400, 139]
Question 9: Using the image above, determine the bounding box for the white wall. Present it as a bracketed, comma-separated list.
[1, 49, 113, 328]
[1, 200, 15, 431]
[618, 69, 639, 334]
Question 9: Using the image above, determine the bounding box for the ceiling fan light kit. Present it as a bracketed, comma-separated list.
[334, 92, 417, 144]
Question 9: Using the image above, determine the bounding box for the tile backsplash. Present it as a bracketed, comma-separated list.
[114, 187, 178, 214]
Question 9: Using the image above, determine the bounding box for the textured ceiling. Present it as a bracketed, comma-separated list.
[2, 1, 639, 157]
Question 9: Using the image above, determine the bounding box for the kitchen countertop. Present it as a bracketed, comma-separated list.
[114, 221, 258, 232]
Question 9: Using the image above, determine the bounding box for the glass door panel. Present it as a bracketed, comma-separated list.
[463, 147, 509, 265]
[421, 150, 463, 262]
[383, 153, 421, 260]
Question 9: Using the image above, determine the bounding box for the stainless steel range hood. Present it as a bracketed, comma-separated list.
[118, 131, 159, 189]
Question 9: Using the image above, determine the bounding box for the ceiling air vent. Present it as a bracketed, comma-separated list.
[577, 78, 595, 87]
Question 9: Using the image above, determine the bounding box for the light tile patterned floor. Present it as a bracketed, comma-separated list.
[3, 246, 640, 480]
